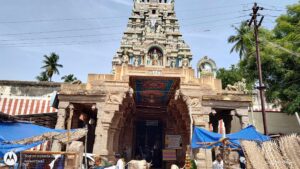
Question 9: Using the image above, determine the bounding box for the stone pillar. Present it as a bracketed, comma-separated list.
[99, 122, 111, 156]
[93, 103, 103, 154]
[192, 106, 212, 169]
[93, 105, 115, 158]
[52, 101, 69, 151]
[235, 109, 249, 128]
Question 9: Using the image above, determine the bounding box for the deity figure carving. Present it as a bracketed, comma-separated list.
[156, 24, 163, 34]
[149, 49, 163, 66]
[146, 54, 152, 65]
[152, 50, 159, 65]
[182, 58, 189, 67]
[200, 62, 212, 73]
[145, 21, 153, 34]
[122, 49, 129, 64]
[133, 57, 139, 67]
[170, 61, 176, 68]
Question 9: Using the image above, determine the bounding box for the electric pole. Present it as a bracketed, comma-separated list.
[248, 3, 268, 135]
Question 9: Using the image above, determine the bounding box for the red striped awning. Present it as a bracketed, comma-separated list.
[0, 96, 57, 116]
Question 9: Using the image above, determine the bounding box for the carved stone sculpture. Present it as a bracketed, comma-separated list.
[107, 93, 123, 104]
[182, 58, 189, 67]
[225, 78, 248, 94]
[122, 49, 129, 64]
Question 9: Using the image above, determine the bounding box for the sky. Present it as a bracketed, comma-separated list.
[0, 0, 298, 82]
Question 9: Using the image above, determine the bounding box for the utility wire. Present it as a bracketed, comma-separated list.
[176, 3, 251, 12]
[0, 32, 121, 42]
[0, 16, 126, 24]
[0, 4, 252, 24]
[0, 15, 250, 37]
[0, 39, 120, 48]
[182, 15, 249, 27]
[0, 25, 124, 36]
[180, 10, 247, 20]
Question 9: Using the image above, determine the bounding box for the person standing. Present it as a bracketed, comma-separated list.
[115, 153, 125, 169]
[212, 154, 224, 169]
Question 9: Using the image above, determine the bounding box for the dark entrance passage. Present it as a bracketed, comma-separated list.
[134, 120, 163, 168]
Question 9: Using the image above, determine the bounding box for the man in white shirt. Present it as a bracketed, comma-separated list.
[212, 154, 224, 169]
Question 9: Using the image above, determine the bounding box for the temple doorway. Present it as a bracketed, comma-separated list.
[134, 120, 163, 168]
[121, 76, 190, 168]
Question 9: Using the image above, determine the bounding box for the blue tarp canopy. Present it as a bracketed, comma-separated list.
[0, 121, 86, 157]
[191, 125, 270, 149]
[0, 121, 64, 143]
[0, 142, 43, 157]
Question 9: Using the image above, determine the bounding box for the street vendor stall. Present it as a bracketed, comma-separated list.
[0, 121, 87, 157]
[191, 125, 270, 169]
[191, 125, 270, 149]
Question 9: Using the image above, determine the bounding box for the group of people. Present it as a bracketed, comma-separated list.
[91, 154, 125, 169]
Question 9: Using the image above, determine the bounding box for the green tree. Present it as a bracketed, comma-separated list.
[228, 21, 252, 59]
[41, 52, 63, 82]
[216, 65, 243, 89]
[36, 71, 49, 81]
[232, 2, 300, 114]
[61, 74, 78, 82]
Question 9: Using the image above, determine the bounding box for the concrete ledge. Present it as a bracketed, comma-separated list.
[0, 80, 62, 87]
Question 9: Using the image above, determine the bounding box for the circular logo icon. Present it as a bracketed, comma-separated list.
[4, 151, 17, 166]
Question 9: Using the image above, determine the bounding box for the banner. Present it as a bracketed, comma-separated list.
[162, 149, 176, 161]
[20, 152, 65, 169]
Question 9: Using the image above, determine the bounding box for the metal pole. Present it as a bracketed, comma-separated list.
[249, 3, 268, 135]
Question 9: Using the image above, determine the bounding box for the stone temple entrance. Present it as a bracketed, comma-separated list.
[53, 0, 252, 168]
[124, 76, 190, 168]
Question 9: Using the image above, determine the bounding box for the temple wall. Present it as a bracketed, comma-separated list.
[249, 111, 300, 134]
[0, 80, 60, 97]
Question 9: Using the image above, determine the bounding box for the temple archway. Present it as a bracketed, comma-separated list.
[104, 76, 191, 168]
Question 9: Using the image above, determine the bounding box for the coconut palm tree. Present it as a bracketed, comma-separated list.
[36, 71, 49, 81]
[41, 53, 63, 81]
[61, 74, 78, 82]
[228, 22, 252, 60]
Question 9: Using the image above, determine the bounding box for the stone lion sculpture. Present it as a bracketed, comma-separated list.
[225, 78, 248, 94]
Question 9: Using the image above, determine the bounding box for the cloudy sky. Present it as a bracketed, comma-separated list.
[0, 0, 297, 82]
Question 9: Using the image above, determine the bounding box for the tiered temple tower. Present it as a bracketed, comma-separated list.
[112, 0, 192, 72]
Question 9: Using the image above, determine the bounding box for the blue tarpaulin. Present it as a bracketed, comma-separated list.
[0, 142, 43, 157]
[0, 121, 80, 157]
[191, 125, 270, 149]
[0, 121, 64, 143]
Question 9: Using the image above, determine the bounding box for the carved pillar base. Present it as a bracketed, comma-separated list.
[234, 108, 250, 129]
[193, 149, 212, 169]
[52, 102, 69, 151]
[193, 112, 211, 169]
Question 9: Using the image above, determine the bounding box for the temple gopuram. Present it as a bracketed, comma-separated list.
[51, 0, 251, 168]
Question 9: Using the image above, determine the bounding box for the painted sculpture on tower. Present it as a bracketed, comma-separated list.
[147, 48, 163, 66]
[197, 56, 217, 78]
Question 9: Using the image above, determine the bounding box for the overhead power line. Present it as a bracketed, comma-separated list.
[0, 16, 126, 24]
[0, 25, 124, 36]
[0, 38, 121, 48]
[0, 3, 254, 24]
[0, 32, 121, 42]
[0, 15, 249, 37]
[182, 15, 249, 27]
